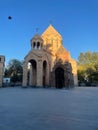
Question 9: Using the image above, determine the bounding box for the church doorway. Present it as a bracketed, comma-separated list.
[29, 59, 37, 86]
[55, 67, 65, 88]
[43, 61, 47, 87]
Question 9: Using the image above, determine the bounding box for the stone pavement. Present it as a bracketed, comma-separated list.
[0, 87, 98, 130]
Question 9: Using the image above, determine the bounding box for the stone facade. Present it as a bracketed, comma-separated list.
[22, 25, 78, 88]
[0, 55, 5, 87]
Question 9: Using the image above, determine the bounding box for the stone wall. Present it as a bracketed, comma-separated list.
[0, 55, 5, 87]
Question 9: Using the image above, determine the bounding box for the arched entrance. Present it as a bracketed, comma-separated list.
[29, 59, 37, 86]
[55, 67, 65, 88]
[43, 60, 47, 87]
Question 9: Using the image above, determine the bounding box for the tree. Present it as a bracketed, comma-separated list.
[77, 51, 98, 86]
[4, 59, 23, 85]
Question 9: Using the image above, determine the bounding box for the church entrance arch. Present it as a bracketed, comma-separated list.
[43, 60, 47, 87]
[29, 59, 37, 86]
[55, 67, 65, 88]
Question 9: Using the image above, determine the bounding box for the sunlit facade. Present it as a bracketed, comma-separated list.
[22, 25, 78, 88]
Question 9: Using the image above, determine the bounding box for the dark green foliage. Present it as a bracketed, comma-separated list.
[4, 59, 23, 84]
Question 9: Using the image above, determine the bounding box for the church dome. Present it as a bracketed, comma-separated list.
[31, 34, 43, 42]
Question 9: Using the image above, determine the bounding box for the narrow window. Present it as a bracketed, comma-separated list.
[33, 42, 36, 49]
[37, 42, 40, 49]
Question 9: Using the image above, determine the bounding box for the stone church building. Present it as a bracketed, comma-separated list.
[22, 25, 78, 88]
[0, 55, 5, 87]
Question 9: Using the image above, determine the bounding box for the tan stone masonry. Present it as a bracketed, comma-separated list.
[22, 25, 78, 88]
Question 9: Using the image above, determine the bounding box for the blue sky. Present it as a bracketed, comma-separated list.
[0, 0, 98, 65]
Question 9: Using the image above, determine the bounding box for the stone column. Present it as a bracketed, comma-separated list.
[64, 71, 68, 87]
[36, 60, 43, 87]
[22, 62, 28, 87]
[51, 71, 55, 87]
[0, 56, 5, 87]
[0, 74, 3, 87]
[0, 68, 3, 87]
[46, 63, 50, 86]
[29, 65, 33, 86]
[72, 67, 78, 86]
[73, 74, 78, 86]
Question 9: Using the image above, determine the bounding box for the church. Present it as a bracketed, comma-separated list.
[22, 25, 78, 88]
[0, 55, 5, 87]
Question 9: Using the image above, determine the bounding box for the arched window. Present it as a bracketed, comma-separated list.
[33, 42, 36, 49]
[37, 42, 40, 49]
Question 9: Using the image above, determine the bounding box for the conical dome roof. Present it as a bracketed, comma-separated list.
[31, 34, 43, 42]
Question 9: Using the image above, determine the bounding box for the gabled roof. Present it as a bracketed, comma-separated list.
[41, 24, 62, 39]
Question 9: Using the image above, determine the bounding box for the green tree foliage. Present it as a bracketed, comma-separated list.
[4, 59, 23, 84]
[77, 51, 98, 86]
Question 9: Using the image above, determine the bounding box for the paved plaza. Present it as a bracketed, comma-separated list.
[0, 87, 98, 130]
